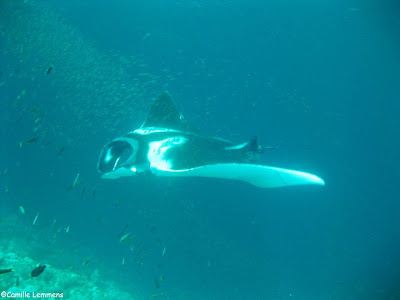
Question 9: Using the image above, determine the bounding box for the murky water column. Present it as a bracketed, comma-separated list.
[0, 0, 161, 143]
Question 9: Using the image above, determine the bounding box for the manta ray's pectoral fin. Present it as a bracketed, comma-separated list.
[155, 163, 325, 189]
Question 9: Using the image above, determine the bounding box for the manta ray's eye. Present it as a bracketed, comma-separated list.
[98, 140, 135, 173]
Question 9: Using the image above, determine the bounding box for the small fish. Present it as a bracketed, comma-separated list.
[117, 224, 129, 239]
[26, 136, 39, 143]
[19, 206, 25, 214]
[162, 247, 166, 257]
[82, 260, 89, 266]
[136, 246, 143, 257]
[122, 257, 125, 265]
[45, 66, 53, 75]
[19, 141, 23, 148]
[51, 219, 57, 230]
[160, 275, 165, 281]
[0, 268, 12, 274]
[32, 212, 39, 226]
[120, 233, 135, 244]
[142, 33, 151, 40]
[72, 173, 80, 188]
[31, 265, 46, 277]
[56, 146, 66, 157]
[91, 186, 96, 198]
[65, 226, 70, 233]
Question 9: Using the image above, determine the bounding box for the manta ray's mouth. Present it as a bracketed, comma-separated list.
[98, 140, 136, 174]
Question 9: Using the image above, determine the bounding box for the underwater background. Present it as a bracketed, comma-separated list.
[0, 0, 399, 299]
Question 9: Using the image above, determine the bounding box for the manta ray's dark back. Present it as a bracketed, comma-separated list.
[142, 91, 198, 132]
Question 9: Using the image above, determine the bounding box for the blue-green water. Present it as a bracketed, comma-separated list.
[0, 0, 399, 299]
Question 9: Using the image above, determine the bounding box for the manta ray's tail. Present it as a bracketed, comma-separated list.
[226, 136, 264, 163]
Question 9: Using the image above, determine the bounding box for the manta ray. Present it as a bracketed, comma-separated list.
[97, 92, 324, 188]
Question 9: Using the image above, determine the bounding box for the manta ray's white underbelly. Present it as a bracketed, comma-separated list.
[154, 164, 325, 188]
[147, 136, 188, 170]
[102, 162, 324, 189]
